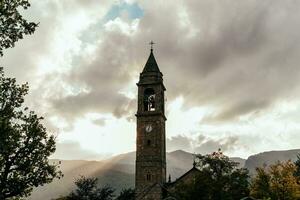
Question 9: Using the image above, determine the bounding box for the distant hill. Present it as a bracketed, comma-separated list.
[245, 149, 300, 174]
[231, 157, 246, 168]
[28, 149, 300, 200]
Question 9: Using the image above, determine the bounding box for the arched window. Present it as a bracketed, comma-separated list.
[144, 88, 155, 111]
[147, 140, 151, 146]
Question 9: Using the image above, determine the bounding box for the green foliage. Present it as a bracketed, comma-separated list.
[0, 67, 62, 199]
[251, 160, 300, 200]
[0, 0, 38, 56]
[116, 188, 135, 200]
[174, 149, 250, 200]
[294, 154, 300, 180]
[250, 166, 272, 199]
[67, 176, 115, 200]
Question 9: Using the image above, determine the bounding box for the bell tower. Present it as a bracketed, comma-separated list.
[135, 44, 166, 200]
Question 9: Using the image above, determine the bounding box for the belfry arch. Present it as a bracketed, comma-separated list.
[144, 88, 156, 111]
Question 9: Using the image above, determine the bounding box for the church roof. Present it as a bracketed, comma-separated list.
[166, 167, 200, 187]
[142, 50, 161, 73]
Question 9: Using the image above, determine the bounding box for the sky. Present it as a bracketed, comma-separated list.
[2, 0, 300, 160]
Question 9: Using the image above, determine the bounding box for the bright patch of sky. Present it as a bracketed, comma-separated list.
[104, 2, 144, 21]
[57, 113, 136, 157]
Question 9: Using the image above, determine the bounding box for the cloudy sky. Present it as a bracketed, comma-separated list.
[2, 0, 300, 159]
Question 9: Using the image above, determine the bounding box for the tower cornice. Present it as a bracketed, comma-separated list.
[136, 82, 166, 91]
[135, 111, 167, 121]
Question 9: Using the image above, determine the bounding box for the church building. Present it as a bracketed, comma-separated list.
[135, 44, 200, 200]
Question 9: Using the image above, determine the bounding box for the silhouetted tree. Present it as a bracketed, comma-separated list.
[67, 176, 115, 200]
[116, 188, 135, 200]
[294, 154, 300, 181]
[0, 0, 38, 56]
[249, 166, 272, 199]
[174, 149, 250, 200]
[251, 160, 300, 200]
[0, 68, 62, 199]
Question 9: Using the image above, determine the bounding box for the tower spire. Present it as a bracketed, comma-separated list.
[142, 41, 161, 73]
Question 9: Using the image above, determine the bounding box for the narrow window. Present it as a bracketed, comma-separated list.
[147, 140, 151, 146]
[146, 173, 151, 181]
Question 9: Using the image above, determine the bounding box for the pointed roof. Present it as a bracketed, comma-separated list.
[142, 50, 161, 73]
[166, 167, 200, 187]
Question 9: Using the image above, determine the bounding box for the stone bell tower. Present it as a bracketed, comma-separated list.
[135, 43, 166, 200]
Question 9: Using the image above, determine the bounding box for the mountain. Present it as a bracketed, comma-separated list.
[29, 149, 300, 200]
[245, 149, 300, 174]
[29, 150, 199, 200]
[31, 150, 243, 199]
[231, 157, 246, 168]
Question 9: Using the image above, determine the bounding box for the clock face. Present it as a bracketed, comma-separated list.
[145, 124, 153, 133]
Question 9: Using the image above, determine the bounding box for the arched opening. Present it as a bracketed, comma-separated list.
[144, 88, 156, 111]
[147, 140, 151, 146]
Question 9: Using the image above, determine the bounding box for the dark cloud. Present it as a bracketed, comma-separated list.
[49, 32, 137, 121]
[135, 0, 300, 121]
[167, 135, 193, 152]
[202, 100, 269, 123]
[194, 135, 238, 155]
[167, 134, 239, 154]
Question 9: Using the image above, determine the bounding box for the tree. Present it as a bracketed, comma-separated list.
[67, 176, 115, 200]
[174, 149, 250, 200]
[0, 0, 38, 56]
[250, 166, 272, 199]
[294, 154, 300, 181]
[0, 68, 62, 199]
[251, 160, 300, 200]
[116, 188, 135, 200]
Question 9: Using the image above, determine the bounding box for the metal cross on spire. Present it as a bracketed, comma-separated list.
[149, 40, 155, 52]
